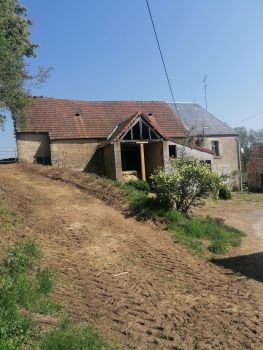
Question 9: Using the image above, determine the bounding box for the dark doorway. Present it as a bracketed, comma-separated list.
[121, 144, 141, 177]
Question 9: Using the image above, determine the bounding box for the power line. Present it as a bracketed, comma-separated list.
[234, 109, 263, 126]
[145, 0, 180, 118]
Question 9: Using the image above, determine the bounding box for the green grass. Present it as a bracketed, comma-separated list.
[0, 201, 22, 231]
[167, 213, 244, 255]
[0, 200, 115, 350]
[0, 240, 115, 350]
[35, 319, 115, 350]
[0, 241, 42, 350]
[120, 185, 244, 256]
[232, 192, 263, 203]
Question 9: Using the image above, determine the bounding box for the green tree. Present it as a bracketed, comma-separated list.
[0, 0, 38, 129]
[234, 127, 263, 171]
[150, 159, 224, 215]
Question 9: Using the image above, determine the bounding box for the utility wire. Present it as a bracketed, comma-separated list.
[145, 0, 180, 119]
[234, 109, 263, 126]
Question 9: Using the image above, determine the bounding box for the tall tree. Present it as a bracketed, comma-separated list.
[235, 126, 263, 171]
[0, 0, 37, 129]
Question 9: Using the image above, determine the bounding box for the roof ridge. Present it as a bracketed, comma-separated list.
[32, 96, 168, 103]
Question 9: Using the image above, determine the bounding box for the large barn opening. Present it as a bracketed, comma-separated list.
[120, 141, 164, 180]
[121, 143, 141, 177]
[119, 114, 164, 181]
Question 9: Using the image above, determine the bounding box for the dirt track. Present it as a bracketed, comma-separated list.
[0, 164, 263, 350]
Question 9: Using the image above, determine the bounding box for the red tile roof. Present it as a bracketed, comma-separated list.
[248, 143, 263, 174]
[16, 97, 186, 140]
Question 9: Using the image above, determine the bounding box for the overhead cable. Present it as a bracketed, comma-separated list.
[145, 0, 180, 119]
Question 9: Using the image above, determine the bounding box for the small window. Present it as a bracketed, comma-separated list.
[169, 145, 177, 158]
[211, 140, 220, 156]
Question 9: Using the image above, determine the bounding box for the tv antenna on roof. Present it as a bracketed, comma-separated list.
[202, 74, 208, 111]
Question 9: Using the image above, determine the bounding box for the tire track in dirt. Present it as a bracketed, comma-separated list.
[0, 164, 262, 349]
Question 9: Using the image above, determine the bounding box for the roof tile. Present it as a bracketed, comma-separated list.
[18, 97, 186, 140]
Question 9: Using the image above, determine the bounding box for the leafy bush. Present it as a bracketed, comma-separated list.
[219, 186, 231, 200]
[125, 180, 150, 193]
[151, 159, 224, 214]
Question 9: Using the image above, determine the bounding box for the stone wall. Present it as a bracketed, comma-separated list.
[248, 144, 263, 192]
[144, 142, 163, 179]
[248, 173, 263, 192]
[103, 144, 116, 180]
[16, 133, 51, 164]
[50, 139, 100, 171]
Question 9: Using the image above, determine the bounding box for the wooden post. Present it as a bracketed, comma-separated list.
[140, 143, 146, 181]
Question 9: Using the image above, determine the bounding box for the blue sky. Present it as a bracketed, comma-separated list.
[1, 0, 263, 153]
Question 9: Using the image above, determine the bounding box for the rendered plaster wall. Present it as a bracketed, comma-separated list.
[203, 136, 240, 187]
[104, 144, 116, 180]
[16, 133, 51, 163]
[50, 139, 99, 171]
[165, 141, 214, 169]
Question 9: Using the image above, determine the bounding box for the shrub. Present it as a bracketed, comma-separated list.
[151, 159, 224, 214]
[219, 186, 231, 200]
[125, 180, 150, 193]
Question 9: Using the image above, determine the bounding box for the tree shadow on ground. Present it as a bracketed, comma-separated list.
[212, 252, 263, 283]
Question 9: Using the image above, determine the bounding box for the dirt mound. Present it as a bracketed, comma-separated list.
[0, 164, 263, 349]
[22, 164, 126, 211]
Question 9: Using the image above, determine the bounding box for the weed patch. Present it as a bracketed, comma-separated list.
[0, 239, 116, 349]
[120, 185, 244, 255]
[36, 319, 115, 350]
[0, 201, 22, 231]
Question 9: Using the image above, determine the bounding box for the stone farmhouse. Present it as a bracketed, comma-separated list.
[171, 103, 241, 188]
[247, 143, 263, 192]
[15, 97, 239, 182]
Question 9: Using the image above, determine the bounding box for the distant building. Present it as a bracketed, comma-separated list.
[247, 143, 263, 192]
[171, 103, 241, 188]
[14, 97, 214, 181]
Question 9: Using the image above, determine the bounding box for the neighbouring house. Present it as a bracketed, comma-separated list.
[247, 143, 263, 192]
[15, 97, 214, 181]
[171, 103, 241, 188]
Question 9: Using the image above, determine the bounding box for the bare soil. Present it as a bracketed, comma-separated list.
[0, 163, 263, 350]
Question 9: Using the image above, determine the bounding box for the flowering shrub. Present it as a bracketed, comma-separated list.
[151, 159, 224, 214]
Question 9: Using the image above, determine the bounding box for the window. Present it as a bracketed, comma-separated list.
[169, 145, 177, 158]
[200, 160, 212, 169]
[211, 140, 220, 156]
[195, 137, 204, 147]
